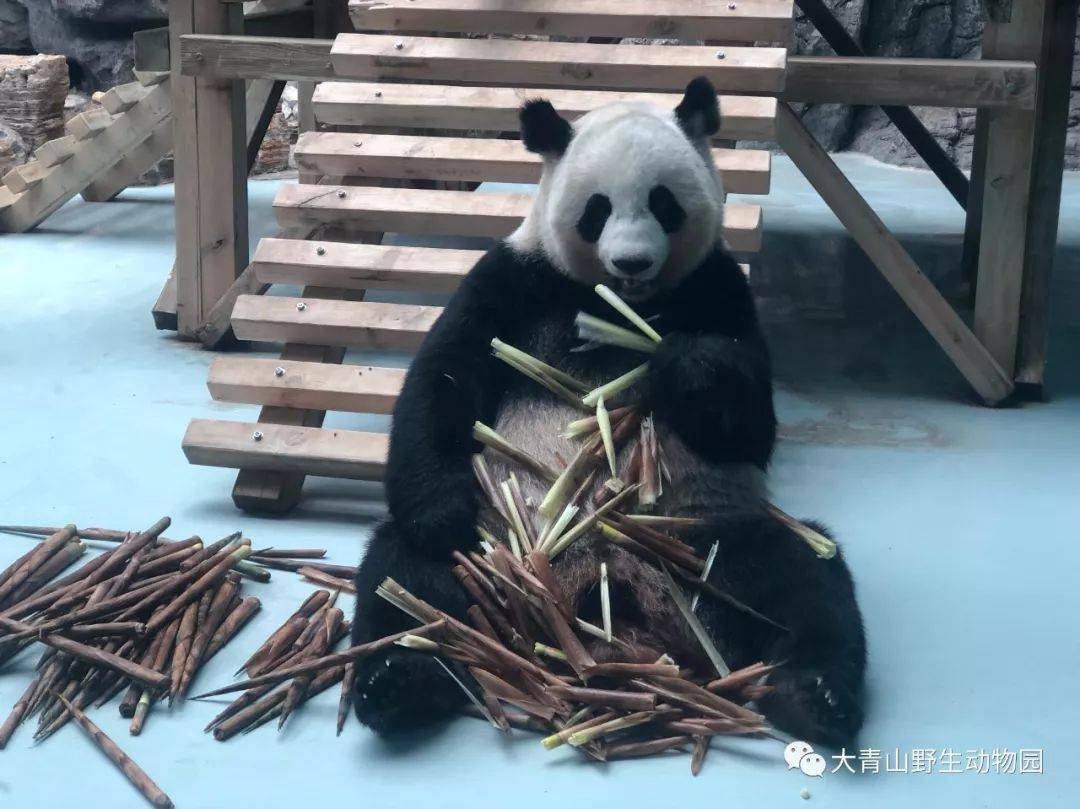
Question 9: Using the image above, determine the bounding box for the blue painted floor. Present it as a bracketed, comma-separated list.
[1, 158, 1078, 808]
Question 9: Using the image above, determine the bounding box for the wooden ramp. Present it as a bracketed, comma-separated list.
[183, 0, 793, 513]
[0, 75, 172, 233]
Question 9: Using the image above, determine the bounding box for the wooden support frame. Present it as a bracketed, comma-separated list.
[775, 104, 1013, 406]
[972, 2, 1049, 379]
[170, 0, 250, 337]
[177, 35, 1037, 111]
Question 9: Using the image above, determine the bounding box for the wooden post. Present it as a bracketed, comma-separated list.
[972, 1, 1049, 378]
[776, 104, 1013, 405]
[1014, 0, 1080, 392]
[170, 0, 249, 337]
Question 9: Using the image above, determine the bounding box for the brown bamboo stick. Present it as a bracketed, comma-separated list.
[168, 601, 200, 704]
[4, 539, 86, 606]
[249, 548, 326, 559]
[52, 692, 174, 808]
[0, 674, 39, 748]
[144, 546, 250, 634]
[547, 685, 657, 712]
[607, 735, 691, 760]
[0, 525, 78, 604]
[177, 575, 240, 698]
[337, 661, 355, 736]
[279, 607, 344, 728]
[298, 567, 356, 594]
[203, 596, 260, 662]
[192, 622, 446, 699]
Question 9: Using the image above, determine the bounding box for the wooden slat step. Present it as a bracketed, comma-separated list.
[35, 136, 77, 168]
[349, 0, 794, 43]
[294, 132, 771, 195]
[3, 162, 49, 195]
[98, 82, 152, 115]
[330, 34, 787, 93]
[209, 357, 405, 413]
[183, 419, 389, 480]
[66, 108, 113, 141]
[253, 237, 752, 290]
[252, 238, 482, 292]
[313, 82, 777, 141]
[273, 185, 764, 252]
[231, 294, 443, 350]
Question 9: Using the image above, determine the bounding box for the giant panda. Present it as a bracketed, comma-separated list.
[351, 77, 866, 747]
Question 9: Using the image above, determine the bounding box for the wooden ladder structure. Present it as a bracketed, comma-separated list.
[182, 0, 792, 512]
[0, 73, 173, 233]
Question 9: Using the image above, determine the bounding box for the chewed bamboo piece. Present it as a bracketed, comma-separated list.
[762, 502, 838, 559]
[593, 284, 664, 344]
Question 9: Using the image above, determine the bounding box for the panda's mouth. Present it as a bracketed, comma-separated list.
[610, 276, 656, 300]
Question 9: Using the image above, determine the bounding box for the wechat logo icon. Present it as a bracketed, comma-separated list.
[784, 741, 827, 777]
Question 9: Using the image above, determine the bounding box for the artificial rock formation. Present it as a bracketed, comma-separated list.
[0, 54, 68, 153]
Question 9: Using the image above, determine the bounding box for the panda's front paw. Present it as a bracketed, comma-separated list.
[758, 666, 862, 749]
[353, 649, 465, 735]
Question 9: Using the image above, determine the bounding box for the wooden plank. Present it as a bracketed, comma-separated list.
[66, 108, 113, 141]
[775, 104, 1012, 406]
[272, 185, 764, 252]
[231, 294, 442, 350]
[330, 34, 787, 93]
[81, 116, 174, 203]
[0, 83, 172, 233]
[183, 419, 389, 480]
[252, 238, 481, 292]
[208, 357, 405, 413]
[172, 0, 249, 337]
[313, 82, 778, 141]
[134, 70, 170, 87]
[348, 0, 794, 43]
[3, 162, 48, 194]
[98, 82, 151, 115]
[294, 132, 772, 194]
[193, 264, 270, 348]
[973, 2, 1047, 378]
[1015, 0, 1080, 389]
[152, 267, 178, 331]
[35, 136, 77, 168]
[783, 55, 1035, 109]
[179, 35, 1036, 110]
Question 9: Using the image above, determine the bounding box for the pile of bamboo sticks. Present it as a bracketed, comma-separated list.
[204, 589, 352, 740]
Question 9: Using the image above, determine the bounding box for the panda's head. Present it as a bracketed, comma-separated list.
[509, 77, 725, 301]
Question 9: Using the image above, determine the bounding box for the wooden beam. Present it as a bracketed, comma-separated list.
[66, 108, 113, 141]
[294, 132, 772, 194]
[3, 162, 48, 195]
[272, 185, 764, 252]
[312, 82, 778, 141]
[230, 295, 442, 350]
[97, 82, 151, 115]
[208, 357, 405, 413]
[34, 136, 77, 168]
[792, 0, 968, 209]
[184, 419, 389, 480]
[179, 36, 1036, 110]
[775, 104, 1013, 405]
[348, 0, 794, 43]
[783, 55, 1035, 109]
[81, 116, 174, 203]
[0, 83, 172, 233]
[1014, 0, 1080, 390]
[193, 264, 270, 348]
[973, 2, 1047, 378]
[171, 0, 249, 337]
[330, 34, 787, 93]
[152, 267, 178, 331]
[252, 238, 480, 292]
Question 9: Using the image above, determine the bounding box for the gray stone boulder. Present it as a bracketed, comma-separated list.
[0, 0, 30, 54]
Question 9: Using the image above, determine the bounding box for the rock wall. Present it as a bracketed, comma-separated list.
[0, 54, 68, 151]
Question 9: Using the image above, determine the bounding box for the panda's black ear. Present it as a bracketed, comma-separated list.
[520, 99, 573, 158]
[675, 77, 720, 140]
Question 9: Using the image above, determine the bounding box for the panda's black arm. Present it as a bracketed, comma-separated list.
[384, 249, 516, 558]
[646, 249, 777, 467]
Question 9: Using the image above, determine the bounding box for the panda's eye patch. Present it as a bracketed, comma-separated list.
[576, 194, 612, 243]
[648, 185, 686, 234]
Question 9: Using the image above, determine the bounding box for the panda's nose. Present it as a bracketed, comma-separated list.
[612, 256, 653, 276]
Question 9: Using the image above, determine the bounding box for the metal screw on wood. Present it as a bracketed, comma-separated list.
[375, 91, 382, 97]
[296, 302, 307, 311]
[728, 2, 737, 9]
[252, 431, 264, 442]
[337, 190, 346, 198]
[316, 246, 326, 255]
[716, 50, 726, 59]
[274, 367, 285, 377]
[394, 40, 404, 50]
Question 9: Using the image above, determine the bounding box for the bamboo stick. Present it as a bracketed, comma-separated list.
[52, 692, 174, 808]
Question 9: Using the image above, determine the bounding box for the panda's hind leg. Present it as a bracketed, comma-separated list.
[697, 517, 866, 748]
[351, 520, 470, 734]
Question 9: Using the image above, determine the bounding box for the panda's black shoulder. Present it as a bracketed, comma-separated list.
[661, 247, 758, 336]
[462, 241, 579, 308]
